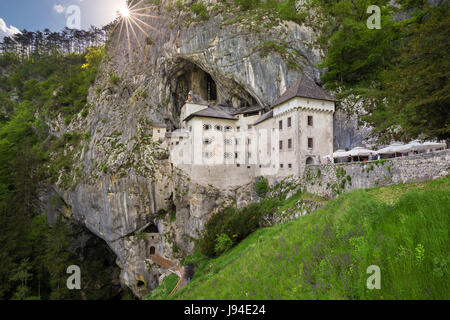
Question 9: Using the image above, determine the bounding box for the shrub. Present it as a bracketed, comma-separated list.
[64, 115, 72, 124]
[199, 198, 279, 257]
[192, 2, 209, 20]
[214, 234, 233, 255]
[199, 207, 236, 257]
[254, 176, 269, 198]
[109, 72, 120, 85]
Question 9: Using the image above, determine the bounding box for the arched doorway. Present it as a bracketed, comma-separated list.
[306, 157, 314, 165]
[149, 246, 156, 255]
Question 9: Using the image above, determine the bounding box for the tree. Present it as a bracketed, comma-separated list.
[9, 258, 33, 300]
[364, 4, 450, 142]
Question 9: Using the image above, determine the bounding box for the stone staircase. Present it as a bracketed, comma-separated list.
[147, 254, 185, 295]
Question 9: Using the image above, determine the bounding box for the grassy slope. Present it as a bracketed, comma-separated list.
[150, 177, 450, 300]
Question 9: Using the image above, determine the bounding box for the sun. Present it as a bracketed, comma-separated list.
[111, 0, 163, 61]
[119, 6, 130, 18]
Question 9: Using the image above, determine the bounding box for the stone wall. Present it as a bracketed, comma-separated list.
[303, 149, 450, 198]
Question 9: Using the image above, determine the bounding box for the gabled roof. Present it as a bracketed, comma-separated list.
[183, 105, 238, 122]
[271, 75, 337, 108]
[254, 109, 273, 125]
[231, 105, 264, 116]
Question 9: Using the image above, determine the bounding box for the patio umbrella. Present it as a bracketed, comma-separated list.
[396, 140, 429, 153]
[332, 149, 350, 159]
[349, 147, 377, 156]
[421, 141, 446, 151]
[376, 142, 405, 155]
[348, 147, 377, 161]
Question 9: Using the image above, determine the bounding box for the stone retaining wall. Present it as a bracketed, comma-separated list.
[302, 149, 450, 198]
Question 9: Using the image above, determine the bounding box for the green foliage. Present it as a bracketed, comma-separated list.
[144, 273, 179, 300]
[199, 198, 279, 257]
[254, 176, 269, 198]
[215, 233, 233, 255]
[192, 2, 209, 20]
[232, 0, 306, 24]
[364, 5, 450, 142]
[108, 72, 120, 85]
[317, 0, 449, 142]
[174, 176, 450, 300]
[0, 47, 122, 299]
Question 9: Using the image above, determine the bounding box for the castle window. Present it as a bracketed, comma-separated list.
[157, 129, 160, 133]
[287, 117, 291, 127]
[224, 139, 233, 145]
[235, 138, 240, 145]
[288, 163, 292, 169]
[247, 138, 251, 145]
[224, 152, 233, 159]
[280, 163, 284, 169]
[237, 126, 240, 132]
[279, 140, 283, 150]
[288, 138, 292, 149]
[279, 120, 283, 130]
[307, 116, 313, 126]
[203, 124, 211, 131]
[225, 126, 233, 132]
[203, 151, 213, 158]
[248, 124, 252, 129]
[235, 152, 239, 159]
[189, 126, 192, 132]
[215, 125, 223, 131]
[203, 138, 212, 145]
[308, 138, 313, 149]
[248, 152, 252, 158]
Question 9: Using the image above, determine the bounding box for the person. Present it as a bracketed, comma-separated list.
[347, 154, 352, 162]
[377, 154, 381, 160]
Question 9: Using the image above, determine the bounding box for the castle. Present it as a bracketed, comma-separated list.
[155, 75, 336, 187]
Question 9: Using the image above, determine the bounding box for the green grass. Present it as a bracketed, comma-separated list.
[144, 274, 178, 300]
[167, 176, 450, 300]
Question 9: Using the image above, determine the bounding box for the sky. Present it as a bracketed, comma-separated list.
[0, 0, 127, 39]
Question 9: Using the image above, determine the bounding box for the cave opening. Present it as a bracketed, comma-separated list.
[171, 61, 218, 116]
[169, 59, 261, 124]
[143, 223, 159, 233]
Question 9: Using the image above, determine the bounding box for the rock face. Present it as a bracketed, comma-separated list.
[43, 1, 367, 297]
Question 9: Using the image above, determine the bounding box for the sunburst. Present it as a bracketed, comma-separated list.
[111, 0, 163, 61]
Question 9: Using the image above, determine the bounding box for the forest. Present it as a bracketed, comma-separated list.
[0, 23, 134, 299]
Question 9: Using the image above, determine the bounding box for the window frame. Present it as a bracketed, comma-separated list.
[307, 137, 313, 149]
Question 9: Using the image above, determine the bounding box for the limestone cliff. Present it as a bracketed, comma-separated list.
[44, 1, 368, 297]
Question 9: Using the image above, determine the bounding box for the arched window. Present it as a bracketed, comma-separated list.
[306, 157, 314, 165]
[149, 246, 156, 255]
